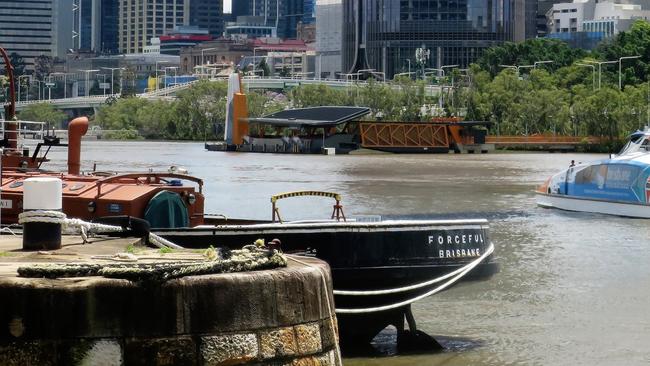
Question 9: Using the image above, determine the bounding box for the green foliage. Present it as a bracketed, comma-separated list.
[290, 84, 351, 108]
[33, 55, 53, 82]
[9, 52, 26, 76]
[595, 20, 650, 86]
[103, 129, 142, 140]
[18, 103, 68, 127]
[89, 21, 650, 145]
[97, 80, 244, 140]
[120, 67, 138, 97]
[258, 58, 271, 77]
[158, 247, 174, 254]
[172, 80, 228, 140]
[476, 38, 586, 77]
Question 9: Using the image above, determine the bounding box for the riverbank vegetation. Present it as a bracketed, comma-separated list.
[17, 21, 650, 146]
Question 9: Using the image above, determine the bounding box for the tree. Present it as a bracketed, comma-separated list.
[120, 66, 138, 97]
[476, 38, 586, 77]
[596, 20, 650, 87]
[258, 58, 271, 77]
[9, 53, 26, 76]
[18, 103, 68, 128]
[290, 84, 351, 108]
[279, 66, 291, 78]
[0, 75, 8, 103]
[173, 80, 228, 139]
[95, 97, 152, 131]
[33, 55, 53, 81]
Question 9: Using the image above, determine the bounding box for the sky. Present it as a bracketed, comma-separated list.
[224, 0, 231, 13]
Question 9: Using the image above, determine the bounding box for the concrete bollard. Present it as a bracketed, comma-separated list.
[22, 177, 63, 251]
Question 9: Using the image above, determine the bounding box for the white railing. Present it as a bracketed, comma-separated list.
[12, 76, 443, 109]
[0, 119, 47, 150]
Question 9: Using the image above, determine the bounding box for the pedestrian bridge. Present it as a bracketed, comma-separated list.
[14, 77, 442, 111]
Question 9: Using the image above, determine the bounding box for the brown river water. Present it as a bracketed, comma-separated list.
[46, 141, 650, 366]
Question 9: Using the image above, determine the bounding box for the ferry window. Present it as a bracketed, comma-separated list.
[605, 165, 640, 189]
[575, 165, 607, 186]
[575, 166, 596, 184]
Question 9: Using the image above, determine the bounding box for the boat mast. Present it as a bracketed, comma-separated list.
[0, 47, 18, 149]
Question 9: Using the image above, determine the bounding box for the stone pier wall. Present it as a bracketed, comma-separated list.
[0, 317, 338, 365]
[0, 240, 339, 366]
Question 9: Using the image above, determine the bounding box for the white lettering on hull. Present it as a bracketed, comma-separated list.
[428, 233, 484, 245]
[439, 248, 481, 258]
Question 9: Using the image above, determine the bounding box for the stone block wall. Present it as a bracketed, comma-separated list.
[0, 255, 340, 366]
[0, 317, 339, 366]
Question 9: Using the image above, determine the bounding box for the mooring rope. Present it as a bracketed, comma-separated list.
[18, 210, 182, 249]
[18, 245, 288, 283]
[286, 255, 342, 366]
[333, 243, 495, 314]
[16, 211, 288, 282]
[333, 242, 495, 296]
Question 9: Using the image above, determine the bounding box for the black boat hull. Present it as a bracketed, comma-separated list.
[153, 219, 498, 344]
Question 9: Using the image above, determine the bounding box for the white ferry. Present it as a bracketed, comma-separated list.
[536, 128, 650, 218]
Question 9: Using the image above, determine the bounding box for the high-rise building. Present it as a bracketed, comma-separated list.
[189, 0, 224, 37]
[537, 0, 566, 37]
[249, 0, 305, 38]
[119, 0, 191, 54]
[232, 0, 251, 18]
[73, 0, 119, 54]
[315, 0, 342, 79]
[547, 0, 650, 37]
[303, 0, 316, 23]
[0, 0, 74, 70]
[515, 0, 539, 42]
[342, 0, 526, 79]
[100, 0, 120, 54]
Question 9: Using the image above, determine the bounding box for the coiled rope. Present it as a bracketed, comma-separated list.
[18, 210, 182, 249]
[16, 211, 289, 282]
[334, 242, 495, 314]
[18, 245, 287, 283]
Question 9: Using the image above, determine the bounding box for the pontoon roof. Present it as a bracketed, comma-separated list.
[245, 106, 371, 127]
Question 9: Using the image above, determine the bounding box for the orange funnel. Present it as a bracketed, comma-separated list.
[67, 117, 89, 175]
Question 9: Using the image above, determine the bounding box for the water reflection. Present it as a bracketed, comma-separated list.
[45, 141, 650, 365]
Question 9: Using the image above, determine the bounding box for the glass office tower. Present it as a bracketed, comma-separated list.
[343, 0, 525, 78]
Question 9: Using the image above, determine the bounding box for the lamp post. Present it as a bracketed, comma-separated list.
[441, 64, 459, 86]
[253, 47, 264, 77]
[201, 48, 216, 77]
[499, 64, 519, 77]
[101, 67, 125, 95]
[585, 60, 617, 90]
[17, 75, 30, 102]
[97, 74, 108, 96]
[34, 80, 45, 100]
[46, 74, 53, 100]
[155, 60, 168, 90]
[50, 72, 72, 99]
[81, 69, 99, 97]
[534, 60, 554, 69]
[317, 53, 322, 80]
[406, 59, 411, 76]
[576, 63, 596, 91]
[618, 55, 641, 90]
[499, 64, 533, 78]
[165, 66, 178, 88]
